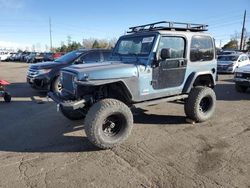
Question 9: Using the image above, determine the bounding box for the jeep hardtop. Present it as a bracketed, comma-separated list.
[49, 21, 217, 149]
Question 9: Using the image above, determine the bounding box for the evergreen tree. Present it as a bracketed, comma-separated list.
[222, 40, 238, 50]
[92, 40, 100, 48]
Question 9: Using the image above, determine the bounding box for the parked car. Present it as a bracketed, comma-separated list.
[234, 64, 250, 93]
[5, 52, 16, 61]
[218, 50, 237, 55]
[217, 53, 250, 73]
[48, 21, 217, 149]
[0, 51, 11, 61]
[53, 52, 64, 60]
[42, 52, 64, 61]
[27, 48, 111, 92]
[14, 52, 23, 61]
[8, 53, 17, 61]
[26, 52, 44, 63]
[20, 52, 31, 62]
[26, 52, 36, 63]
[43, 52, 54, 61]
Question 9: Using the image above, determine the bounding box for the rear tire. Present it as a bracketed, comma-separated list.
[184, 86, 216, 122]
[235, 84, 248, 93]
[60, 106, 86, 120]
[85, 98, 133, 149]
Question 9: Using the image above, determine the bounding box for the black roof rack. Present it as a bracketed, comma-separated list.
[127, 21, 208, 33]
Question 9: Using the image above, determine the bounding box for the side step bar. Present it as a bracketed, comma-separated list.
[133, 94, 188, 108]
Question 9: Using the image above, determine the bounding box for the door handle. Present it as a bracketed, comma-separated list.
[179, 60, 186, 67]
[179, 60, 184, 67]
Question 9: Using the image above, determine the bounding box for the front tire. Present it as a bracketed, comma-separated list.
[184, 87, 216, 122]
[85, 99, 133, 149]
[52, 76, 62, 93]
[60, 106, 86, 120]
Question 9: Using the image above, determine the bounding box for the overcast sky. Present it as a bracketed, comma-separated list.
[0, 0, 249, 51]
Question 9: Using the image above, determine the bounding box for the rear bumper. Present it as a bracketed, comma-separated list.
[48, 92, 89, 110]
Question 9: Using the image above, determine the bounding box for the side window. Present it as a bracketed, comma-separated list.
[83, 51, 100, 62]
[238, 56, 244, 62]
[102, 51, 111, 61]
[190, 36, 214, 62]
[158, 36, 185, 58]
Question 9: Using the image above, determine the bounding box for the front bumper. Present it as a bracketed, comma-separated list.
[26, 75, 50, 91]
[234, 78, 250, 87]
[48, 92, 89, 111]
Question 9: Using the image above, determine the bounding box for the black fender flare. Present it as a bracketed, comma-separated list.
[182, 71, 216, 93]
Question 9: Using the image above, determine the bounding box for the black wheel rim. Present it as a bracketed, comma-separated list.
[199, 96, 212, 113]
[102, 114, 125, 137]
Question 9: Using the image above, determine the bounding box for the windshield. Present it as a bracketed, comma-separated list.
[114, 35, 155, 56]
[218, 55, 239, 62]
[55, 50, 83, 63]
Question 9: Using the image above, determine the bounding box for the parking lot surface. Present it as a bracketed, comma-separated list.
[0, 62, 250, 188]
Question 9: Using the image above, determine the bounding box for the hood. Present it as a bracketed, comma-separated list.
[217, 61, 235, 66]
[62, 61, 139, 80]
[29, 61, 62, 69]
[236, 64, 250, 73]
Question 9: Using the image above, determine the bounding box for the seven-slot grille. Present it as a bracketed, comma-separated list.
[217, 65, 228, 71]
[62, 72, 75, 94]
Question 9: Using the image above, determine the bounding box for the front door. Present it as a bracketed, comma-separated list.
[152, 36, 187, 90]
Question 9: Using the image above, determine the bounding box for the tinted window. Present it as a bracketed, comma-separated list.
[158, 36, 185, 58]
[83, 51, 100, 62]
[55, 50, 83, 63]
[190, 36, 214, 62]
[103, 51, 111, 61]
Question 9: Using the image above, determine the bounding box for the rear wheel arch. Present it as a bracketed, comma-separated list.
[183, 73, 215, 93]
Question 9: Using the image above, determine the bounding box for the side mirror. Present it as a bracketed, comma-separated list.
[160, 48, 171, 60]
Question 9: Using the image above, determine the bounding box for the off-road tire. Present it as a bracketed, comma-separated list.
[60, 106, 86, 120]
[4, 92, 11, 103]
[184, 86, 216, 122]
[52, 76, 62, 93]
[235, 84, 248, 93]
[85, 98, 133, 149]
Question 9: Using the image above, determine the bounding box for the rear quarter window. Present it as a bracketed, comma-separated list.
[190, 36, 214, 62]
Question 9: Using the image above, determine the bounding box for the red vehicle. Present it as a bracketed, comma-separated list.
[53, 52, 64, 60]
[0, 80, 11, 102]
